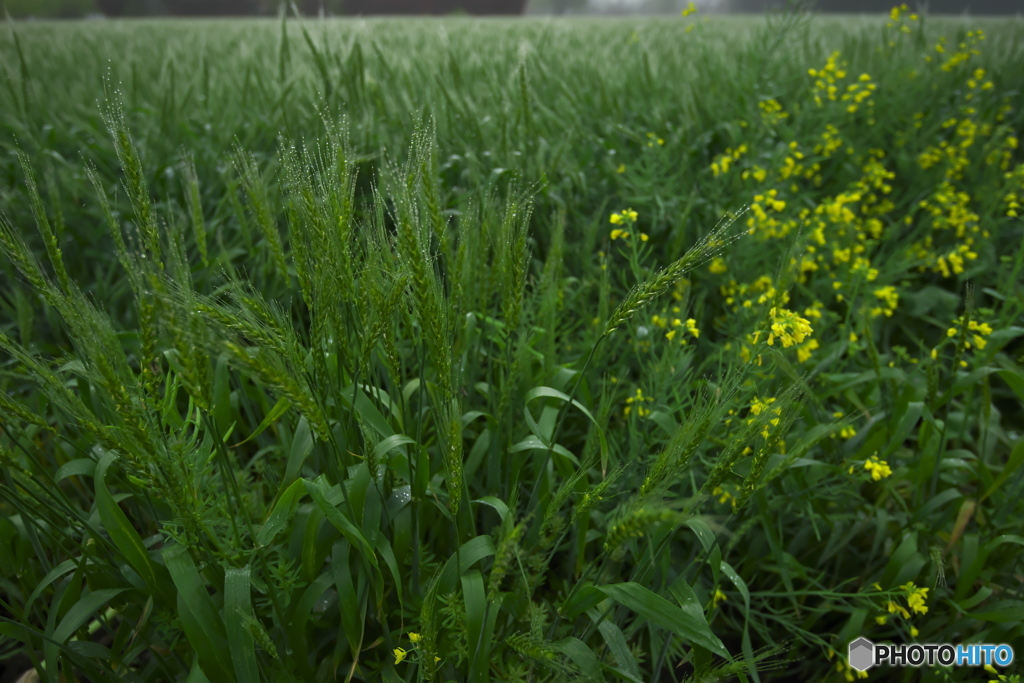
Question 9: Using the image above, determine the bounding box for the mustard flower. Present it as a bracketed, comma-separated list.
[624, 388, 653, 417]
[409, 632, 422, 644]
[610, 212, 624, 225]
[394, 647, 408, 665]
[901, 582, 929, 615]
[887, 600, 910, 619]
[767, 307, 813, 348]
[712, 588, 727, 607]
[610, 229, 630, 240]
[681, 1, 697, 16]
[863, 455, 892, 480]
[750, 396, 776, 416]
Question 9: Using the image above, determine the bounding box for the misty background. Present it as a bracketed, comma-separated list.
[2, 0, 1020, 19]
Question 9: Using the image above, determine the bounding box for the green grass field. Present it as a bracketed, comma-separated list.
[1, 6, 1023, 682]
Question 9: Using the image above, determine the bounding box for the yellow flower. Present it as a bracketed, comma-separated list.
[910, 626, 919, 638]
[886, 600, 910, 619]
[617, 163, 626, 174]
[624, 208, 638, 221]
[394, 647, 408, 665]
[712, 588, 728, 607]
[875, 615, 888, 625]
[901, 582, 929, 615]
[610, 212, 624, 224]
[409, 632, 422, 644]
[610, 229, 630, 240]
[750, 396, 776, 416]
[624, 387, 653, 417]
[767, 307, 813, 348]
[640, 233, 649, 242]
[681, 1, 697, 16]
[709, 257, 727, 274]
[864, 455, 892, 480]
[665, 329, 677, 341]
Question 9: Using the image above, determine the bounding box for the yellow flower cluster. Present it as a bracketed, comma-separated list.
[681, 1, 697, 16]
[841, 73, 877, 117]
[395, 633, 440, 666]
[863, 455, 893, 481]
[933, 29, 984, 73]
[656, 316, 699, 343]
[749, 395, 776, 416]
[885, 2, 918, 44]
[712, 486, 737, 509]
[746, 189, 794, 238]
[721, 275, 782, 311]
[946, 317, 994, 350]
[609, 208, 638, 225]
[765, 307, 813, 348]
[610, 208, 647, 241]
[883, 581, 929, 622]
[912, 182, 982, 277]
[710, 144, 748, 177]
[624, 387, 653, 417]
[887, 2, 917, 23]
[1005, 163, 1024, 217]
[869, 286, 899, 318]
[814, 124, 846, 159]
[758, 98, 788, 125]
[808, 52, 847, 108]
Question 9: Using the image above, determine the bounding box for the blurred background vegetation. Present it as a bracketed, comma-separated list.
[1, 0, 1021, 18]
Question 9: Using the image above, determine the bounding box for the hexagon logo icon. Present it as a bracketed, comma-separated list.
[849, 637, 875, 672]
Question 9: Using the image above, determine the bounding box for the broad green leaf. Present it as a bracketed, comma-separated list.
[95, 451, 170, 603]
[462, 570, 491, 682]
[551, 637, 602, 679]
[163, 544, 232, 681]
[225, 567, 260, 683]
[52, 588, 126, 644]
[258, 477, 306, 547]
[332, 540, 365, 659]
[305, 477, 376, 563]
[601, 582, 728, 658]
[589, 608, 641, 680]
[234, 396, 289, 446]
[472, 496, 511, 524]
[283, 415, 314, 483]
[55, 458, 95, 481]
[439, 535, 497, 593]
